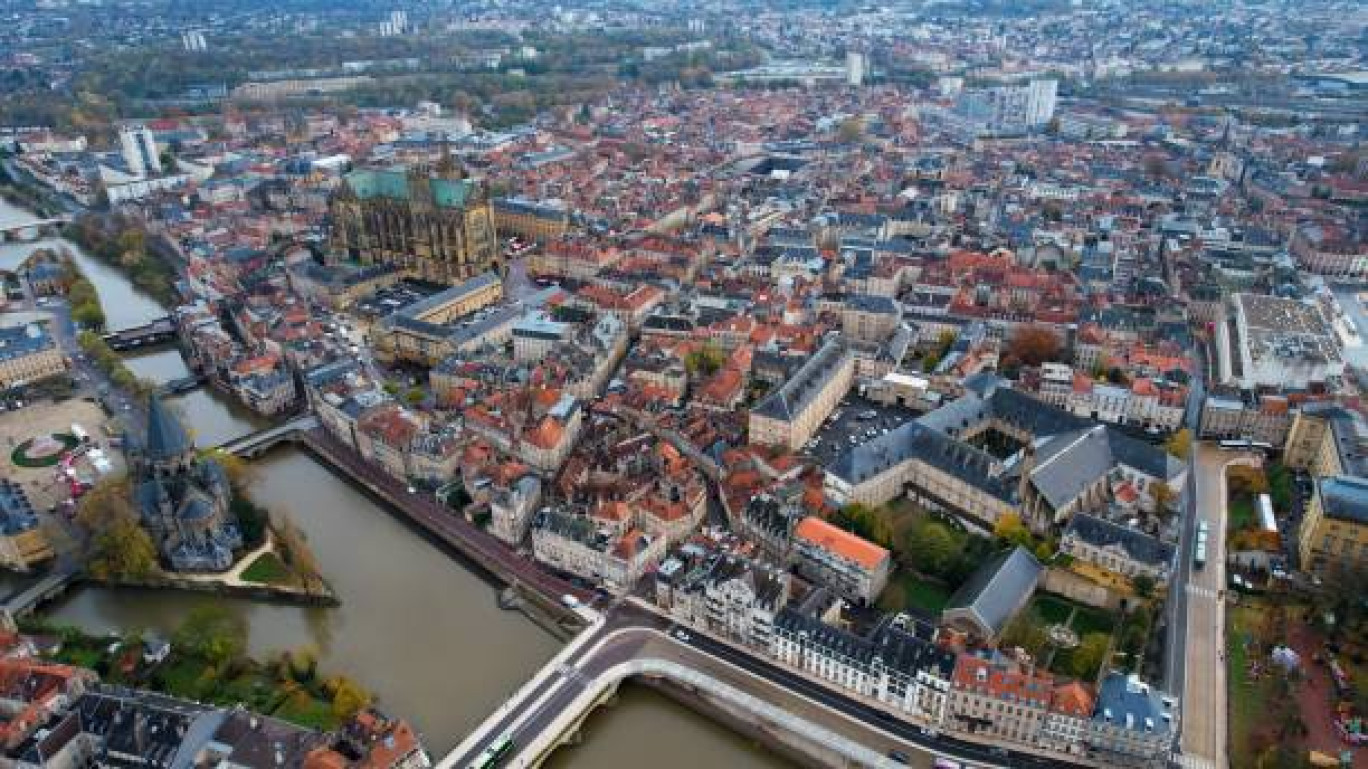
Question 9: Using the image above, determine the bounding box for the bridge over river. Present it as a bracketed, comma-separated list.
[0, 214, 71, 242]
[442, 601, 1096, 769]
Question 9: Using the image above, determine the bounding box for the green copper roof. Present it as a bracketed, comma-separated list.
[344, 169, 473, 208]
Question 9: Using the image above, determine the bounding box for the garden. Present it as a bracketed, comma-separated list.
[24, 607, 370, 731]
[1000, 594, 1120, 681]
[10, 433, 80, 468]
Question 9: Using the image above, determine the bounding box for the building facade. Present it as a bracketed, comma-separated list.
[329, 164, 499, 285]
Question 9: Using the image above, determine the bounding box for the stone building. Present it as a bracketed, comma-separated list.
[130, 396, 242, 572]
[328, 161, 499, 285]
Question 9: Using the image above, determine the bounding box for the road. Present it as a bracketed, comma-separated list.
[448, 601, 1093, 769]
[1173, 443, 1258, 769]
[301, 429, 593, 608]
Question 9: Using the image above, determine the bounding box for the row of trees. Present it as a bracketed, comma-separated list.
[64, 215, 179, 307]
[168, 607, 371, 723]
[77, 330, 154, 398]
[19, 248, 105, 328]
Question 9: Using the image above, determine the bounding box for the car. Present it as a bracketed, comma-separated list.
[887, 750, 910, 764]
[673, 629, 690, 641]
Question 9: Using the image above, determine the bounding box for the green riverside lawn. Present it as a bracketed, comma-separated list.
[22, 616, 366, 732]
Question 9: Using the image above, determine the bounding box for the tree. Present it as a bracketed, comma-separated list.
[174, 606, 248, 666]
[76, 479, 160, 580]
[274, 514, 324, 592]
[1164, 428, 1192, 459]
[1133, 574, 1156, 598]
[684, 343, 726, 377]
[71, 301, 105, 328]
[837, 117, 864, 143]
[994, 513, 1035, 550]
[1008, 324, 1062, 367]
[324, 675, 371, 719]
[1000, 612, 1048, 656]
[210, 451, 259, 490]
[833, 504, 894, 550]
[87, 513, 160, 580]
[1151, 482, 1179, 518]
[1227, 465, 1269, 495]
[904, 518, 960, 576]
[1063, 632, 1111, 679]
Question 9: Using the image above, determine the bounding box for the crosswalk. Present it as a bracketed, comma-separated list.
[1185, 584, 1219, 600]
[1172, 751, 1218, 769]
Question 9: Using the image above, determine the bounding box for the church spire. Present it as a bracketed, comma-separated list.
[436, 137, 464, 180]
[144, 395, 193, 461]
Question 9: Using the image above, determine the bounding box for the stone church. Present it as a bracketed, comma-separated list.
[131, 396, 242, 572]
[327, 156, 500, 285]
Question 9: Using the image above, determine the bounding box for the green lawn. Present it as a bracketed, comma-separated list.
[1072, 605, 1118, 636]
[1228, 605, 1278, 769]
[272, 694, 340, 731]
[53, 644, 104, 670]
[1228, 496, 1256, 533]
[240, 552, 292, 586]
[1034, 595, 1075, 625]
[878, 571, 953, 615]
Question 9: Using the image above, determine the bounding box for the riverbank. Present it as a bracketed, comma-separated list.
[62, 213, 180, 307]
[0, 161, 66, 219]
[80, 572, 339, 608]
[20, 609, 368, 731]
[295, 433, 587, 638]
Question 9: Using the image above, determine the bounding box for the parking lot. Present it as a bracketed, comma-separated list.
[354, 279, 446, 320]
[804, 395, 919, 466]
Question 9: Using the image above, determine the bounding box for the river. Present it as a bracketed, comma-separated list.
[0, 198, 791, 766]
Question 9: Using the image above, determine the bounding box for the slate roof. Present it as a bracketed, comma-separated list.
[1316, 475, 1368, 525]
[1064, 513, 1175, 567]
[751, 336, 850, 422]
[1029, 427, 1115, 510]
[144, 395, 193, 460]
[775, 606, 956, 680]
[827, 420, 1017, 503]
[942, 546, 1042, 638]
[0, 323, 55, 363]
[1093, 672, 1174, 738]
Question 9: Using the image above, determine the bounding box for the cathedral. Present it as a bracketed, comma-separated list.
[327, 157, 501, 285]
[131, 396, 243, 573]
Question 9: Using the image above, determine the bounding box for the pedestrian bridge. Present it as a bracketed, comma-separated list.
[215, 414, 319, 457]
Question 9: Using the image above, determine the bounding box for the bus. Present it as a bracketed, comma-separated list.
[1194, 520, 1209, 568]
[469, 734, 514, 769]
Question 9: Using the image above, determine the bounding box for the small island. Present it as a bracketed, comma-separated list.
[76, 394, 332, 604]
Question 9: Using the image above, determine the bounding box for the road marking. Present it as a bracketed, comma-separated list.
[1185, 584, 1217, 600]
[1172, 752, 1216, 769]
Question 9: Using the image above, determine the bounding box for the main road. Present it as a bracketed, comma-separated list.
[444, 600, 1093, 769]
[1171, 442, 1258, 769]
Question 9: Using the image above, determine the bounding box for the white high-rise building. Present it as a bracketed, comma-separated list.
[391, 10, 408, 33]
[846, 51, 867, 86]
[1026, 79, 1059, 126]
[119, 125, 161, 178]
[181, 30, 207, 52]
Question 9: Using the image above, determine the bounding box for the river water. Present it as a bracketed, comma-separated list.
[0, 198, 790, 765]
